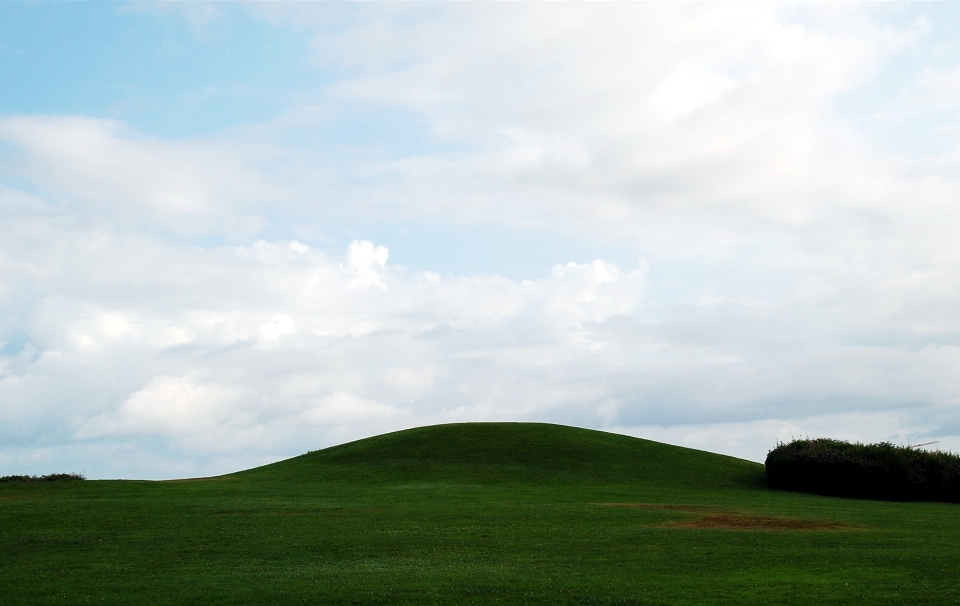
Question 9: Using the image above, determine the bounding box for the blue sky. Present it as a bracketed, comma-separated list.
[3, 3, 960, 479]
[0, 3, 313, 136]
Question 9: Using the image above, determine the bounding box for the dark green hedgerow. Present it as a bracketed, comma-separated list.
[0, 472, 85, 483]
[765, 439, 960, 503]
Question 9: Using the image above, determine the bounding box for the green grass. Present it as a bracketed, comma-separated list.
[2, 422, 959, 605]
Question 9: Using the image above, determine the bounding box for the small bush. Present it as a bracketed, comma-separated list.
[0, 472, 85, 483]
[766, 439, 960, 503]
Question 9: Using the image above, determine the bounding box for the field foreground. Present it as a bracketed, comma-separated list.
[1, 423, 958, 605]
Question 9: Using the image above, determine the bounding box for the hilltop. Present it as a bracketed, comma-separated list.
[234, 422, 764, 490]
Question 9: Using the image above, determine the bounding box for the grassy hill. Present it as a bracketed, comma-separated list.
[238, 422, 763, 488]
[1, 422, 958, 605]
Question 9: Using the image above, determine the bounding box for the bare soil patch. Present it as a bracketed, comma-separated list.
[598, 502, 718, 513]
[668, 513, 856, 530]
[598, 502, 859, 530]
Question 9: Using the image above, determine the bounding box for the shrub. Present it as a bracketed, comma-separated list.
[0, 473, 85, 483]
[765, 439, 960, 503]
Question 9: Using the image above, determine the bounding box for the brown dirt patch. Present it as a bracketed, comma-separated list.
[597, 502, 719, 513]
[668, 514, 857, 530]
[596, 503, 859, 531]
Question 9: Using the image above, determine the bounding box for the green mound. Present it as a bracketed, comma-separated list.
[236, 422, 763, 490]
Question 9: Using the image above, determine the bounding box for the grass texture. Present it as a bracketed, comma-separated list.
[1, 422, 959, 605]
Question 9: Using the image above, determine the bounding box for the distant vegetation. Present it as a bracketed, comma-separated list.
[0, 472, 84, 483]
[766, 438, 960, 503]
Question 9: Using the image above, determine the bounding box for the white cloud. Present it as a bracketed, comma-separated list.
[301, 392, 409, 427]
[78, 375, 242, 441]
[0, 116, 273, 235]
[0, 228, 657, 476]
[647, 67, 737, 121]
[304, 3, 917, 230]
[342, 239, 389, 289]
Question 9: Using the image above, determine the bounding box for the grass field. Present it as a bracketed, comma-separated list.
[2, 423, 958, 605]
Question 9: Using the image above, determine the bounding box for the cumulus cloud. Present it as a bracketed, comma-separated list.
[0, 226, 655, 476]
[342, 240, 389, 288]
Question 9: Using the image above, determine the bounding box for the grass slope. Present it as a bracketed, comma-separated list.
[2, 422, 959, 605]
[240, 423, 762, 488]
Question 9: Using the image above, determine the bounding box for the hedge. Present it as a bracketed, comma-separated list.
[0, 473, 85, 483]
[765, 439, 960, 503]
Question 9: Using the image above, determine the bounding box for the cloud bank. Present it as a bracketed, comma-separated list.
[2, 4, 960, 477]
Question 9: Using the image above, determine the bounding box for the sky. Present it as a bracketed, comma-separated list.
[3, 3, 960, 479]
